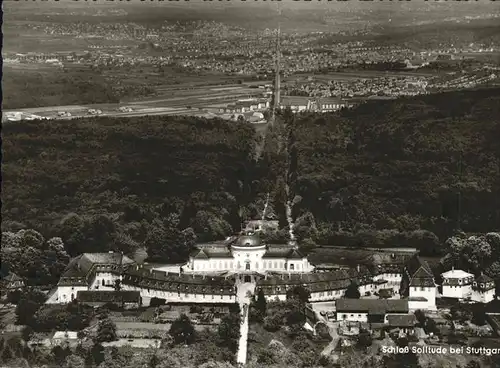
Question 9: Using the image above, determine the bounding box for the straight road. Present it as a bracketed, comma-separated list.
[236, 281, 256, 366]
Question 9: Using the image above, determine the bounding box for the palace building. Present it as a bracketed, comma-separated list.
[47, 232, 439, 309]
[181, 233, 313, 283]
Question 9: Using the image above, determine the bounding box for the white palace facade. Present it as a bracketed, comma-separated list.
[48, 232, 443, 310]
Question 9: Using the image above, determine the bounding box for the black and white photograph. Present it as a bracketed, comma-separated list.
[1, 0, 500, 367]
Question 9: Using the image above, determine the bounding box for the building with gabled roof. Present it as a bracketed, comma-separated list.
[1, 272, 25, 291]
[472, 273, 496, 304]
[336, 299, 409, 323]
[401, 255, 437, 310]
[49, 252, 135, 304]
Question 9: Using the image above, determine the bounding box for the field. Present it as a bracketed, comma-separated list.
[288, 69, 438, 83]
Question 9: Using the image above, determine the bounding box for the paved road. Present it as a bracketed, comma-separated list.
[309, 303, 340, 361]
[236, 281, 256, 366]
[321, 321, 340, 358]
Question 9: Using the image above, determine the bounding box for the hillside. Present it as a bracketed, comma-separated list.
[2, 89, 500, 258]
[284, 88, 500, 254]
[1, 116, 258, 255]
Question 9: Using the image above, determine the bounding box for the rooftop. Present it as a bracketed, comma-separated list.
[441, 269, 474, 279]
[336, 299, 409, 314]
[386, 314, 417, 327]
[77, 290, 141, 304]
[232, 233, 263, 248]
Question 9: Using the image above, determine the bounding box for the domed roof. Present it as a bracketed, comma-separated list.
[233, 233, 262, 247]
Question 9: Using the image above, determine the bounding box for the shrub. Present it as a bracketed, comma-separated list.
[150, 298, 166, 308]
[315, 323, 332, 341]
[263, 315, 282, 332]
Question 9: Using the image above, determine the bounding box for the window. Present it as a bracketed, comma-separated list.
[102, 279, 105, 286]
[246, 263, 250, 271]
[290, 264, 295, 271]
[420, 287, 425, 291]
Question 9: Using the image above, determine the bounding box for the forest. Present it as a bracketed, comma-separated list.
[2, 88, 500, 266]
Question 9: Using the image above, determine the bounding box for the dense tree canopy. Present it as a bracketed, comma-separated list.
[2, 230, 69, 286]
[2, 116, 258, 261]
[2, 88, 500, 263]
[263, 88, 500, 253]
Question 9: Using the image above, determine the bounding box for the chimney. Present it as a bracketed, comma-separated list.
[357, 264, 360, 273]
[452, 266, 455, 271]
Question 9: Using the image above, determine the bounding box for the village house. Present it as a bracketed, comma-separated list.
[280, 96, 312, 112]
[471, 273, 496, 304]
[1, 272, 25, 291]
[400, 256, 437, 311]
[219, 99, 269, 114]
[335, 299, 409, 324]
[441, 268, 475, 300]
[315, 98, 352, 112]
[386, 314, 417, 337]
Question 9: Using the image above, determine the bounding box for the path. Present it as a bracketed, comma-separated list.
[236, 281, 256, 366]
[309, 304, 339, 360]
[321, 321, 340, 358]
